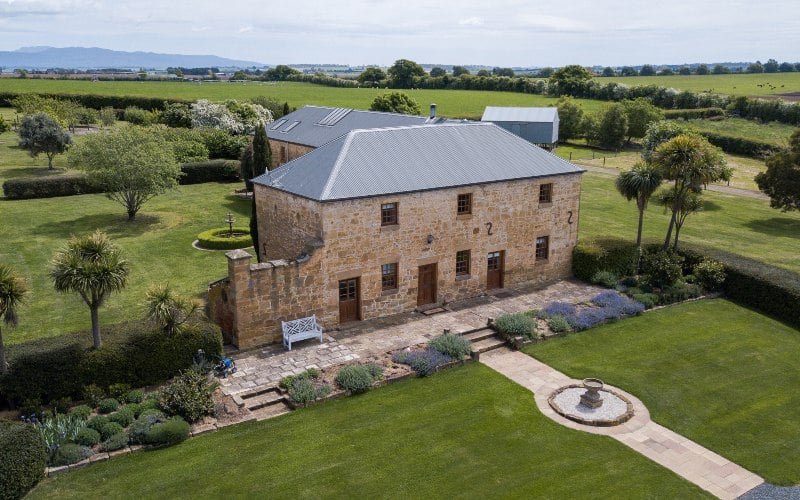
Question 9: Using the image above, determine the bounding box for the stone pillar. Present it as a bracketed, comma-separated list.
[226, 249, 253, 348]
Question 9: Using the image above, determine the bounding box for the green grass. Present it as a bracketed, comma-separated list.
[524, 299, 800, 485]
[0, 183, 252, 343]
[579, 172, 800, 272]
[29, 364, 708, 499]
[0, 80, 607, 117]
[596, 73, 800, 97]
[683, 117, 797, 146]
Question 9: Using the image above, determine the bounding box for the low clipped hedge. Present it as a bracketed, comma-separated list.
[678, 246, 800, 329]
[572, 237, 639, 282]
[664, 107, 726, 120]
[0, 421, 47, 500]
[196, 227, 252, 250]
[2, 174, 103, 200]
[179, 160, 241, 185]
[0, 319, 223, 406]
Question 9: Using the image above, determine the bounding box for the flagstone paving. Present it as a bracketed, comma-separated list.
[481, 349, 765, 500]
[219, 279, 602, 395]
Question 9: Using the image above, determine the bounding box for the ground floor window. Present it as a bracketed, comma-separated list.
[381, 263, 398, 291]
[535, 236, 549, 260]
[456, 250, 471, 276]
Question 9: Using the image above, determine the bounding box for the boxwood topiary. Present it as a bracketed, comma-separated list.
[143, 417, 190, 446]
[108, 406, 135, 428]
[86, 415, 109, 433]
[68, 404, 92, 420]
[128, 412, 166, 445]
[51, 443, 92, 467]
[196, 227, 252, 250]
[0, 420, 47, 500]
[99, 432, 129, 452]
[74, 427, 101, 447]
[125, 389, 145, 404]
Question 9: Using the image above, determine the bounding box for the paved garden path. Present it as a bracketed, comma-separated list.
[219, 279, 602, 395]
[481, 348, 764, 500]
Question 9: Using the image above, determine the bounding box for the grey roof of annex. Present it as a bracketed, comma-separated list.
[266, 105, 446, 148]
[481, 106, 558, 123]
[253, 122, 584, 202]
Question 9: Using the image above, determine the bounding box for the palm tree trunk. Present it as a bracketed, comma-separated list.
[673, 223, 682, 251]
[0, 327, 6, 375]
[636, 207, 645, 247]
[90, 306, 102, 348]
[663, 211, 677, 250]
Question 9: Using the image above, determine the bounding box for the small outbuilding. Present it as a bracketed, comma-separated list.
[481, 107, 559, 148]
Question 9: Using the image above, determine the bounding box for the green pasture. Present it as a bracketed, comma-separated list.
[30, 363, 707, 499]
[526, 299, 800, 485]
[684, 117, 797, 145]
[0, 80, 606, 117]
[596, 72, 800, 97]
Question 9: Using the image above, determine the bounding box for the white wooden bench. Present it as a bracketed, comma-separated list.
[281, 314, 324, 351]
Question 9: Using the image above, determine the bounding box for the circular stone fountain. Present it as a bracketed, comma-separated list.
[548, 378, 635, 427]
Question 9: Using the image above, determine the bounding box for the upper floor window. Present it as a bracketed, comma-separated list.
[457, 193, 472, 215]
[381, 202, 398, 226]
[456, 250, 471, 276]
[535, 236, 549, 260]
[381, 263, 398, 291]
[539, 183, 553, 204]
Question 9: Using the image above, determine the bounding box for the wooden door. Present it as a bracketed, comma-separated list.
[417, 264, 437, 306]
[487, 251, 504, 290]
[338, 278, 360, 323]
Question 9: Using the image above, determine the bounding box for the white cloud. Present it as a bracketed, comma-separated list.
[458, 16, 483, 26]
[238, 25, 253, 33]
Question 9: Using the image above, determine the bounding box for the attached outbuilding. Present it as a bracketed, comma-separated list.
[481, 107, 559, 148]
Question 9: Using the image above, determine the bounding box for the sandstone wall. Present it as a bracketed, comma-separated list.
[256, 184, 323, 261]
[267, 139, 314, 168]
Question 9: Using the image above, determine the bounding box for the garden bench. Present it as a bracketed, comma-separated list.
[281, 314, 324, 351]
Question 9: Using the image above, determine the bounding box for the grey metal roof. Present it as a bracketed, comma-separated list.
[481, 106, 558, 123]
[267, 105, 445, 148]
[254, 122, 583, 202]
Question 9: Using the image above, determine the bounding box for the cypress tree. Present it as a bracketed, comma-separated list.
[239, 142, 254, 193]
[252, 121, 272, 174]
[282, 102, 290, 118]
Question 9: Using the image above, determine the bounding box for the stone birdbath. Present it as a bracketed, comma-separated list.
[580, 378, 604, 409]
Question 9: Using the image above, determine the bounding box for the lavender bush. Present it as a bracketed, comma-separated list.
[393, 348, 452, 377]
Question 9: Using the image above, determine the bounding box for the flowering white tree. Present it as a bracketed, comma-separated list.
[191, 99, 273, 135]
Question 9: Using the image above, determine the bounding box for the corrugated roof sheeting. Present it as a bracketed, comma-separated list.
[481, 106, 558, 123]
[254, 123, 583, 202]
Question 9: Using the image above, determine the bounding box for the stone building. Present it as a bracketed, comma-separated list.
[266, 104, 446, 168]
[209, 122, 584, 349]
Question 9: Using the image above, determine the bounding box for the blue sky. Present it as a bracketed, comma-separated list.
[1, 0, 798, 66]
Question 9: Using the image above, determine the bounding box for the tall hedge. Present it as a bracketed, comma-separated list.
[0, 421, 47, 500]
[699, 132, 779, 158]
[0, 319, 223, 405]
[3, 174, 103, 200]
[179, 160, 241, 184]
[572, 237, 639, 281]
[0, 91, 188, 111]
[678, 246, 800, 329]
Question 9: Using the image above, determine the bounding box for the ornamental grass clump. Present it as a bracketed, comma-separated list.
[428, 333, 472, 360]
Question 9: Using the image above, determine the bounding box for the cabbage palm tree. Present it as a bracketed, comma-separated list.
[0, 265, 27, 374]
[145, 284, 198, 337]
[50, 231, 129, 348]
[615, 162, 663, 247]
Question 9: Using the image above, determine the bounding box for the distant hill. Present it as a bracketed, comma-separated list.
[0, 46, 264, 70]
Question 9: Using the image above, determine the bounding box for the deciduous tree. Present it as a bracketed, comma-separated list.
[387, 59, 425, 89]
[18, 112, 72, 169]
[639, 65, 656, 76]
[50, 231, 129, 348]
[755, 130, 800, 211]
[0, 265, 27, 374]
[452, 65, 470, 77]
[429, 67, 447, 77]
[621, 98, 664, 144]
[549, 65, 593, 95]
[586, 104, 628, 150]
[369, 92, 421, 115]
[556, 97, 584, 142]
[68, 126, 181, 220]
[358, 67, 386, 86]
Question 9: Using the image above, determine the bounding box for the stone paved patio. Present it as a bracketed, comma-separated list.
[219, 279, 602, 395]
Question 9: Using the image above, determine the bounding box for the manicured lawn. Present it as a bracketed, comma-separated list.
[29, 363, 708, 499]
[0, 80, 607, 117]
[579, 172, 800, 273]
[524, 299, 800, 485]
[0, 183, 252, 343]
[595, 73, 800, 97]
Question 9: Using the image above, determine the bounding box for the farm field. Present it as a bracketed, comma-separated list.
[526, 299, 800, 485]
[0, 80, 608, 117]
[683, 117, 797, 145]
[595, 72, 800, 97]
[29, 363, 708, 499]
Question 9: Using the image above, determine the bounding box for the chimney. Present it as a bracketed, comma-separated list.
[429, 103, 437, 119]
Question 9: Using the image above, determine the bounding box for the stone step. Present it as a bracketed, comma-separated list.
[462, 328, 495, 343]
[250, 401, 292, 421]
[241, 389, 286, 411]
[471, 336, 507, 354]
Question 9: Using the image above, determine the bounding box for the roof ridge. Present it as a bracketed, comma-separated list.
[319, 131, 358, 200]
